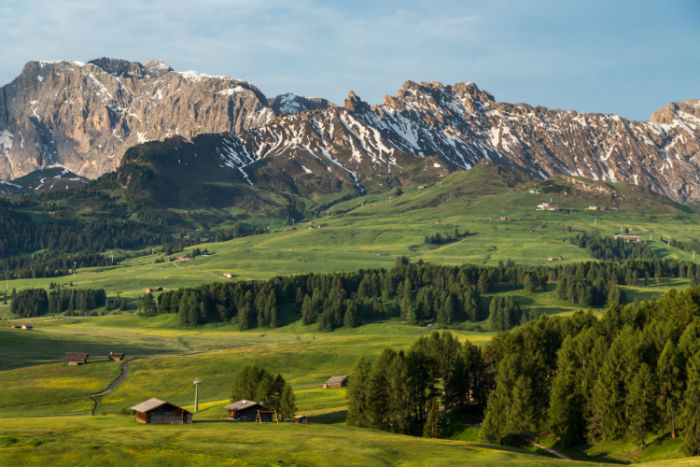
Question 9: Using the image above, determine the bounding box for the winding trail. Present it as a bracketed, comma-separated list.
[88, 358, 137, 415]
[531, 441, 572, 460]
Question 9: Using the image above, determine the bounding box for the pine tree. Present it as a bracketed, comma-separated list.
[657, 341, 683, 438]
[680, 352, 700, 456]
[343, 305, 355, 328]
[423, 398, 443, 438]
[279, 383, 296, 420]
[346, 356, 373, 428]
[626, 363, 656, 449]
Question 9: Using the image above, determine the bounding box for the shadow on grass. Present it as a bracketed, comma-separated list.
[308, 409, 347, 425]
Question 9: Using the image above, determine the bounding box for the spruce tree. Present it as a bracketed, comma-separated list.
[626, 363, 656, 449]
[423, 398, 443, 438]
[680, 352, 700, 456]
[657, 341, 683, 438]
[346, 356, 373, 428]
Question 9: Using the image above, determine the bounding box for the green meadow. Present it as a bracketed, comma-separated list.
[1, 167, 698, 466]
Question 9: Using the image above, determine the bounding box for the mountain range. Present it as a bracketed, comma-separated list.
[0, 57, 698, 203]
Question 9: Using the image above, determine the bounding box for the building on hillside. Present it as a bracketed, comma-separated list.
[322, 375, 348, 389]
[586, 205, 599, 211]
[178, 255, 193, 262]
[130, 398, 192, 424]
[108, 352, 125, 361]
[225, 400, 276, 422]
[66, 352, 88, 365]
[10, 324, 20, 329]
[295, 415, 309, 424]
[536, 202, 559, 211]
[144, 287, 163, 293]
[21, 324, 33, 330]
[614, 234, 642, 243]
[223, 273, 234, 279]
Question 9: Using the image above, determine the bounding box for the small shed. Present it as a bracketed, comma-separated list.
[223, 273, 234, 279]
[144, 287, 163, 293]
[108, 352, 125, 361]
[21, 324, 33, 330]
[130, 398, 192, 424]
[10, 324, 20, 329]
[322, 375, 348, 389]
[66, 352, 88, 365]
[225, 400, 276, 422]
[295, 415, 309, 424]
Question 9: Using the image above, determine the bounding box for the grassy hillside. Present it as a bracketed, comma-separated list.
[0, 415, 626, 467]
[2, 163, 697, 305]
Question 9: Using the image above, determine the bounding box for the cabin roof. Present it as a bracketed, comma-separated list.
[324, 375, 348, 384]
[130, 398, 190, 414]
[66, 352, 88, 359]
[225, 399, 263, 411]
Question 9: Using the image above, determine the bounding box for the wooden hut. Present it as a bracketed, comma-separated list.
[295, 415, 309, 424]
[21, 324, 33, 330]
[66, 352, 88, 365]
[322, 375, 348, 389]
[225, 400, 276, 422]
[108, 352, 125, 361]
[130, 398, 192, 424]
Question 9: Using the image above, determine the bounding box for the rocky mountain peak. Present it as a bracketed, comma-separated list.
[269, 93, 333, 115]
[342, 91, 370, 113]
[649, 99, 700, 126]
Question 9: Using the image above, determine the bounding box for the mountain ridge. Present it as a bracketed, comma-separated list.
[0, 58, 698, 202]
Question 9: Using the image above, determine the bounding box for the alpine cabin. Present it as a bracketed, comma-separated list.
[225, 400, 276, 422]
[66, 352, 88, 365]
[322, 375, 348, 389]
[130, 398, 192, 424]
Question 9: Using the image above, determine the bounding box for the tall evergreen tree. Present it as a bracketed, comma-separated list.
[423, 398, 443, 438]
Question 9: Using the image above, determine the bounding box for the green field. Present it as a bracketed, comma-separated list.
[1, 166, 699, 466]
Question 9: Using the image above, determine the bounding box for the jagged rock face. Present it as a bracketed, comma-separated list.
[0, 59, 699, 202]
[0, 59, 280, 179]
[240, 81, 700, 202]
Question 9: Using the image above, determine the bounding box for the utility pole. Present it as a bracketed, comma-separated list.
[193, 378, 201, 413]
[73, 261, 77, 278]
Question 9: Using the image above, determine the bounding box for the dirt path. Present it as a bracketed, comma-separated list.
[89, 358, 137, 415]
[531, 441, 572, 460]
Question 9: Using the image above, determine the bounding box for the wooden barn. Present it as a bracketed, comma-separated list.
[21, 324, 33, 330]
[225, 400, 277, 422]
[295, 415, 309, 424]
[108, 352, 125, 361]
[130, 398, 192, 424]
[322, 375, 348, 389]
[66, 352, 88, 365]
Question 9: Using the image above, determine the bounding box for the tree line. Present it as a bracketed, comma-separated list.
[346, 331, 488, 434]
[344, 286, 700, 455]
[139, 258, 700, 332]
[10, 287, 107, 317]
[480, 286, 700, 454]
[568, 231, 656, 261]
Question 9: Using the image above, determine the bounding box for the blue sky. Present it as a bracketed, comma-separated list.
[0, 0, 697, 120]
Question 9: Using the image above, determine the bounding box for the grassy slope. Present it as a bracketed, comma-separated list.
[1, 165, 698, 308]
[1, 166, 699, 466]
[0, 415, 623, 467]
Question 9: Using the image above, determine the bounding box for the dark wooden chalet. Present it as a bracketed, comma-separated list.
[108, 352, 125, 361]
[322, 375, 348, 389]
[130, 398, 192, 424]
[66, 352, 89, 365]
[225, 400, 276, 422]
